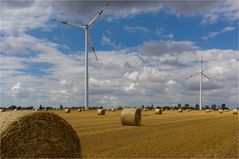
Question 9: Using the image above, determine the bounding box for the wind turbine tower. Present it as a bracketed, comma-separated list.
[52, 2, 109, 110]
[188, 56, 213, 110]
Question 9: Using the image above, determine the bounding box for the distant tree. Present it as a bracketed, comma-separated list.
[8, 105, 16, 110]
[156, 106, 161, 109]
[141, 105, 145, 109]
[221, 104, 226, 110]
[195, 104, 199, 110]
[204, 105, 210, 109]
[60, 104, 63, 109]
[39, 105, 43, 110]
[117, 106, 123, 110]
[184, 104, 190, 109]
[163, 106, 170, 110]
[177, 104, 181, 108]
[211, 104, 217, 110]
[150, 105, 154, 110]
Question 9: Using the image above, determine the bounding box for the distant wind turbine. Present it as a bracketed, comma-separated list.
[52, 2, 109, 110]
[188, 56, 213, 110]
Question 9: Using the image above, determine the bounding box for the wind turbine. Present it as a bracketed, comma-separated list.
[52, 2, 109, 110]
[188, 56, 213, 110]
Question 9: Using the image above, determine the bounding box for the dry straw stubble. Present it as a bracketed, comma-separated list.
[0, 111, 81, 158]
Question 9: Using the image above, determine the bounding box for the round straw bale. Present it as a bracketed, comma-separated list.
[206, 109, 210, 113]
[0, 109, 6, 112]
[77, 109, 82, 112]
[232, 109, 238, 114]
[34, 108, 40, 111]
[155, 109, 162, 114]
[121, 108, 141, 126]
[0, 111, 81, 158]
[65, 109, 71, 113]
[97, 109, 105, 115]
[178, 109, 182, 112]
[225, 109, 229, 112]
[186, 109, 189, 112]
[218, 109, 223, 113]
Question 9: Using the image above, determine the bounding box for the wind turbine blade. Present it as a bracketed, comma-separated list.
[202, 73, 213, 81]
[88, 33, 98, 61]
[51, 19, 85, 29]
[88, 1, 109, 27]
[187, 72, 199, 79]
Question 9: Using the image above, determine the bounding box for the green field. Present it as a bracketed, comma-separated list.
[50, 110, 238, 158]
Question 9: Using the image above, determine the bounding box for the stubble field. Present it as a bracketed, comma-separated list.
[50, 109, 238, 158]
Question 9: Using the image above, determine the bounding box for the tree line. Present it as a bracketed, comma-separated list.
[1, 103, 229, 110]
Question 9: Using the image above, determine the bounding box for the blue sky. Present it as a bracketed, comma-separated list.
[28, 8, 237, 51]
[0, 1, 238, 108]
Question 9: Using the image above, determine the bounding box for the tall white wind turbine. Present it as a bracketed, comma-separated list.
[188, 56, 213, 110]
[52, 2, 109, 110]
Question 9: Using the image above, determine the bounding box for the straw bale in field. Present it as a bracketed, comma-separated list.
[34, 108, 40, 111]
[225, 109, 229, 112]
[186, 109, 189, 112]
[218, 109, 223, 113]
[121, 108, 141, 126]
[178, 109, 182, 112]
[232, 109, 238, 114]
[155, 109, 162, 114]
[77, 109, 82, 112]
[0, 111, 81, 158]
[0, 109, 6, 112]
[65, 109, 71, 113]
[97, 109, 105, 115]
[206, 109, 210, 113]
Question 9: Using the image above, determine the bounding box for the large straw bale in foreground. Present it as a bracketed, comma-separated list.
[155, 109, 162, 114]
[121, 108, 141, 126]
[97, 109, 105, 115]
[0, 111, 81, 158]
[178, 109, 182, 112]
[232, 109, 238, 114]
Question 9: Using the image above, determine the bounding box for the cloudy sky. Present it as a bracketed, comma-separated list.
[0, 0, 238, 108]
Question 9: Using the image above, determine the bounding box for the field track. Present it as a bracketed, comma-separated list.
[50, 110, 238, 158]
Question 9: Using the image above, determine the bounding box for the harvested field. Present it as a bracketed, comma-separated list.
[46, 109, 238, 158]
